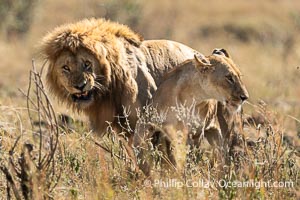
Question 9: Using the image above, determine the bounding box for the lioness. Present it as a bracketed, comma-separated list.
[134, 49, 249, 175]
[40, 18, 240, 167]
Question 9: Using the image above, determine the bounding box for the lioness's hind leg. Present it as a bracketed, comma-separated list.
[204, 128, 223, 147]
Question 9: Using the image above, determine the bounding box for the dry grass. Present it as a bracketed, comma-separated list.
[0, 62, 298, 199]
[0, 0, 299, 199]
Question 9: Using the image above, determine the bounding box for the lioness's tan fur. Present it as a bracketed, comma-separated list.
[134, 51, 249, 175]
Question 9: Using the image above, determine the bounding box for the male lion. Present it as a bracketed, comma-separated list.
[134, 49, 249, 175]
[40, 18, 198, 139]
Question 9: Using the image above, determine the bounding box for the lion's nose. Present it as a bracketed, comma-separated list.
[240, 94, 248, 102]
[74, 80, 87, 91]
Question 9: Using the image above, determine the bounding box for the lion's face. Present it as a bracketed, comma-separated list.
[195, 49, 249, 111]
[50, 48, 107, 108]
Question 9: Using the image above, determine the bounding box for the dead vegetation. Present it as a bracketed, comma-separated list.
[0, 0, 299, 199]
[0, 63, 62, 199]
[0, 62, 298, 199]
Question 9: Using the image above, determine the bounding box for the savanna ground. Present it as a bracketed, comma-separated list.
[0, 0, 299, 199]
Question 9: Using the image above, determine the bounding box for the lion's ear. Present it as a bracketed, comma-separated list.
[212, 48, 230, 58]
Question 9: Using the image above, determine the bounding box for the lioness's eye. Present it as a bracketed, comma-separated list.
[226, 75, 234, 84]
[62, 65, 70, 72]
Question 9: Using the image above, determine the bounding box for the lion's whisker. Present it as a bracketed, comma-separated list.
[94, 82, 103, 88]
[93, 85, 103, 92]
[95, 75, 105, 81]
[93, 82, 106, 93]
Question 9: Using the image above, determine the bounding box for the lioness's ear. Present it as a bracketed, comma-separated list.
[212, 48, 230, 58]
[194, 54, 211, 66]
[194, 54, 214, 73]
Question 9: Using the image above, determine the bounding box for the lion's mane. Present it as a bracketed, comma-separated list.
[40, 18, 143, 133]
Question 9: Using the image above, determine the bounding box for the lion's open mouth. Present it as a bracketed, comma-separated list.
[71, 90, 93, 102]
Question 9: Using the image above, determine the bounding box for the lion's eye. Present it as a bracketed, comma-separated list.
[62, 65, 70, 72]
[226, 75, 234, 84]
[84, 61, 92, 70]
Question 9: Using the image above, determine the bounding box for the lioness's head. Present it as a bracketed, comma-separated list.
[194, 48, 249, 111]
